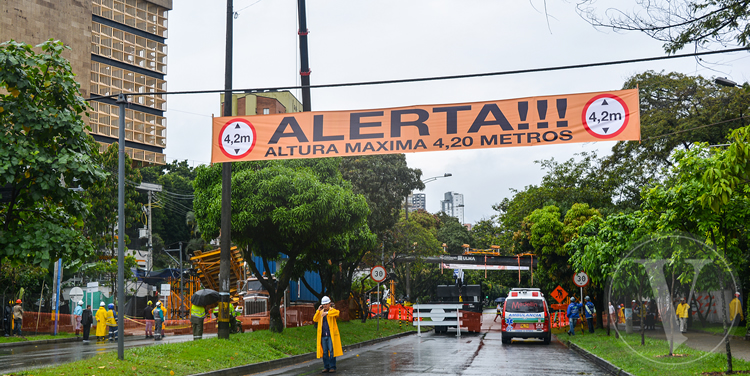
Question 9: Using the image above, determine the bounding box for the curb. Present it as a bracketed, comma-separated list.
[561, 337, 635, 376]
[0, 336, 80, 349]
[190, 331, 418, 376]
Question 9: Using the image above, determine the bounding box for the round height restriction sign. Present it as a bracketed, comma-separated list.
[371, 265, 387, 283]
[573, 271, 590, 287]
[219, 118, 257, 159]
[582, 94, 630, 139]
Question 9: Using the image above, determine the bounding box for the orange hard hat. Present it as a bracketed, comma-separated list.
[16, 299, 21, 304]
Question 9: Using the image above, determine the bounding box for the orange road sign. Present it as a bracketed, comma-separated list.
[552, 285, 568, 304]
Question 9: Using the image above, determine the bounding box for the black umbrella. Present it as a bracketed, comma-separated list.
[191, 289, 220, 306]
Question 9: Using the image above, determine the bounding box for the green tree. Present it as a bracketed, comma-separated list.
[516, 203, 601, 294]
[389, 210, 444, 302]
[303, 154, 425, 302]
[436, 213, 471, 254]
[645, 142, 749, 371]
[470, 218, 503, 250]
[495, 152, 616, 254]
[138, 160, 196, 253]
[576, 0, 750, 53]
[83, 143, 142, 258]
[193, 159, 369, 333]
[0, 40, 105, 270]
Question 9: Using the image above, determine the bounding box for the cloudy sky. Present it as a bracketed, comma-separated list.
[162, 0, 750, 225]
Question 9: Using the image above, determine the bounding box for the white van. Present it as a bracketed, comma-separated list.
[501, 288, 551, 345]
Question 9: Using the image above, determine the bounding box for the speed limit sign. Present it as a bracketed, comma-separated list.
[573, 271, 589, 287]
[370, 265, 387, 283]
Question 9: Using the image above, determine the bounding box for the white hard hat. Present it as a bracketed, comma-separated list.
[156, 301, 162, 306]
[321, 296, 331, 305]
[78, 300, 83, 305]
[100, 301, 106, 307]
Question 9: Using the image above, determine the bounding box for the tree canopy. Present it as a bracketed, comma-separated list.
[576, 0, 750, 53]
[193, 158, 369, 332]
[0, 40, 105, 269]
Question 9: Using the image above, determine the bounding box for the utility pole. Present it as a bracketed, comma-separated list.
[218, 0, 233, 340]
[297, 0, 311, 111]
[116, 93, 127, 359]
[148, 191, 153, 270]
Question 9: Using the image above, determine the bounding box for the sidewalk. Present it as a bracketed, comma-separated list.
[639, 327, 750, 361]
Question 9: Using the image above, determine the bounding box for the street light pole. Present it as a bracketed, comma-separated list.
[116, 93, 127, 360]
[403, 173, 452, 300]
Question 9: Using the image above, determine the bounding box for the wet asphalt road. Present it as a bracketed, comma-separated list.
[2, 313, 609, 376]
[0, 334, 215, 374]
[253, 315, 610, 376]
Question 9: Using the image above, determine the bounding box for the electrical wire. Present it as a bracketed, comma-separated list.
[641, 115, 750, 141]
[85, 46, 749, 102]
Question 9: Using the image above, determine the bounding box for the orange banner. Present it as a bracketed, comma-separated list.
[211, 88, 639, 163]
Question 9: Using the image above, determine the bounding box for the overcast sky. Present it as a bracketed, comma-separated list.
[162, 0, 750, 225]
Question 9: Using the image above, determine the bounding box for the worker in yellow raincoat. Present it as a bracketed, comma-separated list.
[313, 296, 342, 373]
[730, 292, 744, 327]
[95, 302, 108, 342]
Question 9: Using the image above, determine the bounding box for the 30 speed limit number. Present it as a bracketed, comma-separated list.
[573, 271, 589, 287]
[370, 265, 387, 283]
[219, 119, 257, 159]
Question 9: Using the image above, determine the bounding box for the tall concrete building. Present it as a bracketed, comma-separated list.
[407, 193, 426, 213]
[1, 0, 172, 166]
[441, 191, 464, 223]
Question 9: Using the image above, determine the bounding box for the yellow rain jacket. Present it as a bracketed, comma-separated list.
[106, 309, 117, 326]
[95, 306, 108, 336]
[730, 298, 744, 321]
[676, 302, 690, 318]
[313, 307, 343, 359]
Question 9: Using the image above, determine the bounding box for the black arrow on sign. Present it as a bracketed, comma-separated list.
[234, 149, 240, 154]
[601, 99, 609, 105]
[235, 124, 241, 129]
[603, 127, 609, 133]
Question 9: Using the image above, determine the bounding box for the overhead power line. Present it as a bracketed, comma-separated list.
[642, 115, 750, 141]
[86, 46, 749, 102]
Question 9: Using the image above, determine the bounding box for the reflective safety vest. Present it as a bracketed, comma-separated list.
[191, 304, 206, 318]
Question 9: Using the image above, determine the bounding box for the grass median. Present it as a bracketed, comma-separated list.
[0, 332, 76, 344]
[696, 324, 748, 338]
[557, 327, 750, 376]
[14, 318, 416, 376]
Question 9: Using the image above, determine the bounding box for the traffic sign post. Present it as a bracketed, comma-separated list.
[370, 266, 387, 332]
[573, 271, 589, 304]
[551, 285, 568, 304]
[573, 271, 589, 288]
[370, 265, 387, 283]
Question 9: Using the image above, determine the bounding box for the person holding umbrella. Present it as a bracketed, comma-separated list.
[190, 289, 220, 340]
[190, 302, 206, 340]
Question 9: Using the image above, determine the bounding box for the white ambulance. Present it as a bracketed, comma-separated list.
[501, 288, 551, 345]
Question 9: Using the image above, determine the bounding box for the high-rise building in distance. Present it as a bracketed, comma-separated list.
[441, 191, 464, 222]
[407, 193, 426, 212]
[1, 0, 172, 165]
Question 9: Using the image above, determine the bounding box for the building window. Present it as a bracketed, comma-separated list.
[263, 108, 270, 115]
